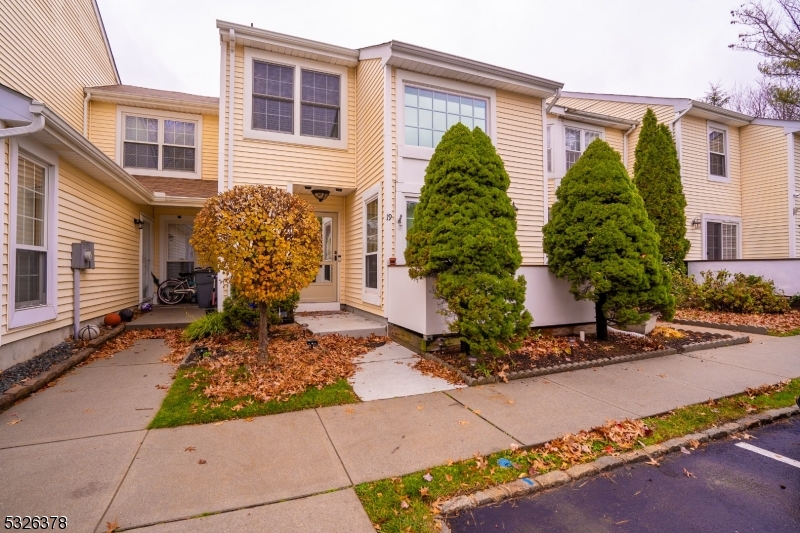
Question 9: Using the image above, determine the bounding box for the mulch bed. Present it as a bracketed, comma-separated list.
[433, 327, 731, 381]
[674, 309, 800, 334]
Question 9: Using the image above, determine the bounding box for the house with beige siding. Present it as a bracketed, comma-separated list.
[554, 92, 800, 263]
[0, 1, 221, 370]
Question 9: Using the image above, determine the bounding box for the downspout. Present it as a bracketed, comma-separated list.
[670, 104, 692, 166]
[545, 88, 561, 114]
[217, 39, 227, 194]
[227, 28, 235, 191]
[541, 96, 549, 264]
[83, 92, 91, 137]
[622, 122, 636, 171]
[0, 101, 45, 139]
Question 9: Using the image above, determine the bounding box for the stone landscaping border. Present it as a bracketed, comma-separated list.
[436, 405, 799, 528]
[670, 318, 769, 335]
[418, 332, 751, 386]
[0, 324, 126, 412]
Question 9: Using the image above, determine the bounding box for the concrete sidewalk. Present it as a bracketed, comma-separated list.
[0, 332, 798, 532]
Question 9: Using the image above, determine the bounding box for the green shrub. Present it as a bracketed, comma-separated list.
[221, 291, 300, 332]
[183, 311, 227, 341]
[676, 270, 789, 314]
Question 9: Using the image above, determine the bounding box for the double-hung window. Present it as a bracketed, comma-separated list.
[253, 60, 294, 133]
[122, 112, 199, 176]
[709, 128, 726, 178]
[706, 221, 738, 260]
[404, 86, 487, 148]
[300, 70, 340, 139]
[15, 156, 48, 310]
[565, 126, 601, 170]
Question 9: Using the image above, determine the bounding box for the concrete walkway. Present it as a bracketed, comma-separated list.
[0, 331, 798, 532]
[128, 304, 206, 330]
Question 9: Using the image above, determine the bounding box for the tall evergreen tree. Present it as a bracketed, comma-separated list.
[543, 139, 674, 340]
[406, 123, 531, 357]
[633, 109, 690, 269]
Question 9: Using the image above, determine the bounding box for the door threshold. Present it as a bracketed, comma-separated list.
[297, 302, 341, 312]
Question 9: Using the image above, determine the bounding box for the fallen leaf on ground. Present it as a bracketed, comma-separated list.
[458, 420, 469, 426]
[105, 519, 119, 532]
[645, 457, 661, 467]
[5, 419, 21, 425]
[198, 459, 207, 465]
[344, 408, 355, 414]
[411, 358, 464, 385]
[416, 405, 424, 411]
[184, 446, 196, 452]
[506, 399, 515, 405]
[684, 468, 695, 478]
[213, 421, 224, 426]
[445, 474, 453, 482]
[155, 384, 169, 390]
[473, 409, 481, 415]
[419, 486, 429, 496]
[689, 439, 700, 450]
[423, 473, 433, 482]
[245, 417, 254, 422]
[680, 446, 690, 455]
[400, 500, 409, 509]
[615, 520, 629, 525]
[741, 432, 755, 440]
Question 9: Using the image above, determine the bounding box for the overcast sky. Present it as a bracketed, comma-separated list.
[97, 0, 763, 100]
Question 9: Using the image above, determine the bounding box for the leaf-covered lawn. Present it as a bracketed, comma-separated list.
[674, 308, 800, 335]
[149, 371, 358, 428]
[356, 378, 800, 533]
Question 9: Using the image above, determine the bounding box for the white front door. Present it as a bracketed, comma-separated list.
[300, 212, 339, 303]
[141, 218, 153, 300]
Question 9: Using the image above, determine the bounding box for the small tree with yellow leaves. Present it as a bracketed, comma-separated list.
[191, 185, 321, 362]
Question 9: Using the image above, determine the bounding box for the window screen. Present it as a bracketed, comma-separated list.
[15, 157, 47, 309]
[253, 61, 294, 133]
[123, 116, 158, 169]
[709, 130, 726, 177]
[707, 221, 737, 260]
[301, 70, 340, 139]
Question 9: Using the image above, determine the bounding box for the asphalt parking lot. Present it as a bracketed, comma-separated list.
[448, 416, 800, 533]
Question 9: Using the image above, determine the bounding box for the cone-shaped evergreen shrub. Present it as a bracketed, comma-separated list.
[543, 139, 674, 340]
[634, 109, 690, 269]
[405, 124, 531, 357]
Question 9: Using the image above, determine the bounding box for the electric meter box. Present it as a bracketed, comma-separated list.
[71, 242, 95, 270]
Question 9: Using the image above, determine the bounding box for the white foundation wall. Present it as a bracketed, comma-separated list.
[688, 260, 800, 296]
[387, 266, 595, 336]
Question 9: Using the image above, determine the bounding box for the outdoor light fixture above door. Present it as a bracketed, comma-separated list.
[133, 218, 144, 230]
[311, 189, 330, 202]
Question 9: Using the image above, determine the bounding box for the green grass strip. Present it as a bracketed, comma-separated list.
[148, 369, 358, 429]
[356, 378, 800, 533]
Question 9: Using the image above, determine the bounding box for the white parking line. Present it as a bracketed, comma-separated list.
[735, 442, 800, 469]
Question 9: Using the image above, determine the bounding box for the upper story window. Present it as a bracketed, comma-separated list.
[120, 109, 200, 178]
[565, 126, 601, 171]
[253, 61, 294, 134]
[709, 128, 726, 178]
[404, 86, 487, 148]
[244, 49, 348, 149]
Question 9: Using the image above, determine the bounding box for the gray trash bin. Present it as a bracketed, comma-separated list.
[195, 271, 215, 308]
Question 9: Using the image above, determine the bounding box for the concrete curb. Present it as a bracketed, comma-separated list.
[436, 405, 799, 526]
[671, 318, 770, 335]
[420, 333, 750, 387]
[0, 324, 126, 413]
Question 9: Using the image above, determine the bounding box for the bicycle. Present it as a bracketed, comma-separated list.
[157, 272, 198, 305]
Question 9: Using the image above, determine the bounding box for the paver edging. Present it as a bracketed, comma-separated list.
[419, 333, 749, 387]
[435, 405, 799, 525]
[670, 318, 769, 335]
[0, 324, 126, 412]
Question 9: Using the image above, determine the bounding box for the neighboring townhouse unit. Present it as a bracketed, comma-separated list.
[0, 1, 220, 370]
[215, 21, 599, 345]
[554, 92, 800, 263]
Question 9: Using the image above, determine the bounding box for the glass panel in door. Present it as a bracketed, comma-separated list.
[300, 213, 338, 303]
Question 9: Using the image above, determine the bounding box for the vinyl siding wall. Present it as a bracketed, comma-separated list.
[739, 124, 788, 259]
[343, 59, 384, 316]
[88, 102, 219, 181]
[496, 91, 545, 265]
[795, 134, 800, 257]
[223, 44, 356, 190]
[0, 0, 117, 131]
[680, 115, 742, 260]
[1, 159, 140, 345]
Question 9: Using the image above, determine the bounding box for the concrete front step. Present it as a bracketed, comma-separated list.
[298, 312, 387, 338]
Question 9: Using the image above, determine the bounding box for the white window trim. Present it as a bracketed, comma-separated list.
[701, 214, 742, 260]
[159, 215, 196, 287]
[138, 213, 154, 304]
[707, 121, 730, 183]
[8, 138, 59, 329]
[395, 182, 421, 266]
[558, 119, 605, 176]
[116, 106, 202, 179]
[362, 183, 381, 305]
[397, 69, 497, 161]
[243, 48, 349, 150]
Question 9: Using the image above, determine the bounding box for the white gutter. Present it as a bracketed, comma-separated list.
[83, 92, 91, 137]
[545, 88, 561, 114]
[0, 101, 45, 139]
[671, 104, 692, 134]
[622, 122, 636, 170]
[227, 28, 235, 191]
[217, 39, 227, 193]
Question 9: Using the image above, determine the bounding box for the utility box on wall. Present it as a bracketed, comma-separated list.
[71, 242, 95, 270]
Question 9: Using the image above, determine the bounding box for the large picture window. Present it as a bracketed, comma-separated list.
[121, 111, 199, 176]
[15, 156, 47, 309]
[404, 86, 487, 148]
